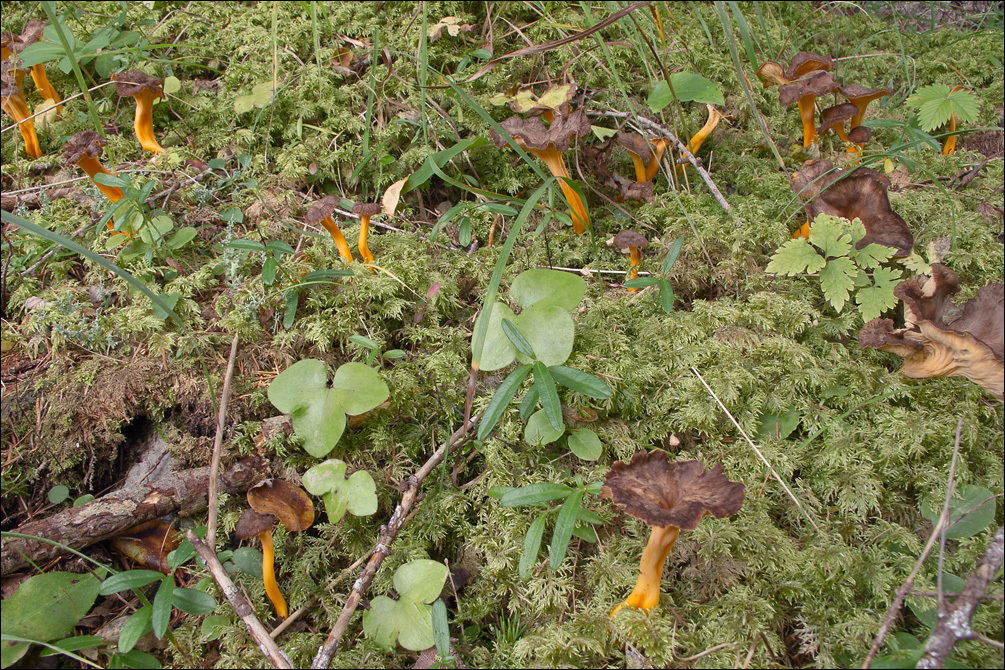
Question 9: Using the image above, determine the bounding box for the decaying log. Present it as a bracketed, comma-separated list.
[2, 456, 268, 574]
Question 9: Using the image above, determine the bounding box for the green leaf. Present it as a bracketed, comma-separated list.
[549, 491, 583, 570]
[363, 560, 448, 652]
[283, 290, 298, 329]
[303, 460, 377, 521]
[756, 409, 800, 441]
[662, 236, 685, 275]
[362, 596, 400, 651]
[512, 304, 575, 366]
[475, 302, 517, 372]
[856, 266, 904, 321]
[766, 238, 826, 275]
[151, 578, 173, 639]
[118, 606, 153, 654]
[171, 588, 216, 616]
[291, 391, 346, 458]
[502, 318, 537, 360]
[329, 362, 390, 416]
[431, 599, 451, 661]
[499, 483, 575, 507]
[532, 362, 562, 432]
[919, 485, 996, 539]
[394, 560, 448, 603]
[0, 572, 100, 663]
[647, 80, 674, 113]
[519, 386, 539, 420]
[907, 84, 979, 131]
[567, 429, 603, 460]
[166, 227, 197, 250]
[93, 172, 129, 189]
[37, 635, 104, 656]
[477, 364, 532, 440]
[547, 366, 611, 399]
[267, 360, 327, 414]
[48, 485, 69, 504]
[852, 243, 897, 270]
[150, 293, 180, 321]
[510, 269, 586, 310]
[623, 277, 661, 289]
[99, 570, 164, 595]
[819, 256, 857, 312]
[111, 649, 162, 669]
[524, 409, 565, 446]
[231, 547, 263, 579]
[809, 216, 854, 259]
[659, 279, 675, 313]
[519, 514, 548, 580]
[669, 72, 725, 105]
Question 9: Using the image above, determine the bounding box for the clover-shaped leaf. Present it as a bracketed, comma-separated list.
[267, 360, 389, 457]
[510, 269, 585, 310]
[362, 560, 448, 651]
[303, 459, 378, 523]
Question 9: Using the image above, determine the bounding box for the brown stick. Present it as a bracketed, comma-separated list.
[206, 332, 240, 548]
[187, 530, 294, 669]
[310, 416, 479, 669]
[917, 526, 1005, 668]
[1, 456, 268, 574]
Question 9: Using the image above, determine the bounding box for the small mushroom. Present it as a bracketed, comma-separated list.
[755, 61, 791, 88]
[818, 102, 860, 152]
[645, 138, 672, 182]
[859, 264, 1004, 401]
[676, 104, 725, 172]
[490, 110, 592, 234]
[790, 158, 914, 257]
[838, 83, 890, 130]
[603, 452, 744, 615]
[306, 195, 354, 264]
[236, 479, 315, 620]
[113, 70, 165, 153]
[847, 125, 872, 145]
[1, 59, 41, 159]
[351, 202, 381, 264]
[2, 20, 62, 114]
[778, 70, 839, 147]
[111, 520, 180, 574]
[63, 131, 124, 204]
[615, 132, 653, 184]
[940, 85, 969, 156]
[608, 230, 649, 288]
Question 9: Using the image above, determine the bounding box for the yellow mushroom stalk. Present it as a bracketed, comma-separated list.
[63, 131, 124, 204]
[645, 138, 670, 182]
[3, 21, 63, 114]
[307, 195, 355, 264]
[113, 70, 165, 153]
[609, 230, 649, 291]
[353, 202, 381, 264]
[610, 525, 679, 615]
[778, 71, 839, 148]
[677, 104, 724, 175]
[258, 529, 288, 619]
[528, 145, 590, 234]
[2, 62, 41, 159]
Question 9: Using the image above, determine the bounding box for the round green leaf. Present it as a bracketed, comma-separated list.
[476, 302, 517, 372]
[344, 470, 378, 517]
[171, 588, 216, 615]
[231, 547, 263, 579]
[47, 485, 69, 504]
[290, 391, 346, 458]
[393, 560, 448, 604]
[512, 304, 574, 366]
[395, 600, 435, 651]
[362, 595, 399, 651]
[329, 362, 390, 416]
[510, 269, 585, 310]
[1, 572, 100, 650]
[567, 428, 602, 460]
[267, 359, 328, 414]
[524, 409, 565, 446]
[302, 460, 349, 496]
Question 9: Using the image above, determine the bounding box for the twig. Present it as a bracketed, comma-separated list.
[910, 591, 1004, 602]
[311, 415, 480, 669]
[936, 419, 965, 618]
[206, 332, 240, 548]
[677, 642, 736, 662]
[187, 531, 293, 669]
[585, 108, 733, 214]
[690, 366, 820, 532]
[917, 526, 1005, 667]
[862, 420, 965, 668]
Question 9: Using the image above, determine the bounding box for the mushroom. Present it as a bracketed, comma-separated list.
[644, 138, 671, 182]
[112, 70, 165, 153]
[838, 83, 890, 130]
[790, 158, 914, 257]
[608, 230, 649, 288]
[778, 70, 839, 148]
[351, 202, 381, 264]
[63, 131, 124, 204]
[489, 109, 592, 234]
[1, 59, 41, 159]
[676, 104, 725, 173]
[940, 85, 969, 156]
[306, 195, 354, 264]
[615, 132, 653, 184]
[603, 452, 744, 615]
[111, 520, 180, 574]
[755, 61, 791, 88]
[783, 51, 833, 80]
[2, 20, 62, 114]
[818, 102, 860, 152]
[859, 264, 1004, 402]
[235, 479, 315, 620]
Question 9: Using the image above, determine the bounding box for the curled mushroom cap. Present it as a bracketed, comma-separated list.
[604, 452, 744, 614]
[859, 264, 1004, 401]
[779, 71, 839, 148]
[63, 131, 124, 204]
[790, 158, 914, 257]
[756, 61, 791, 87]
[784, 51, 833, 79]
[839, 83, 890, 129]
[247, 478, 315, 532]
[235, 509, 276, 540]
[113, 70, 165, 153]
[847, 125, 872, 144]
[306, 195, 354, 264]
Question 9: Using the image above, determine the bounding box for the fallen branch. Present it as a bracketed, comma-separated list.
[311, 416, 480, 669]
[1, 456, 268, 574]
[917, 526, 1005, 668]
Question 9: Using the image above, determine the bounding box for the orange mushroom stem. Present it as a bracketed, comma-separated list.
[4, 21, 63, 114]
[1, 63, 41, 159]
[113, 70, 165, 153]
[676, 104, 725, 175]
[942, 114, 958, 156]
[609, 231, 649, 292]
[611, 525, 679, 615]
[258, 529, 287, 619]
[306, 195, 354, 264]
[779, 71, 838, 148]
[63, 131, 124, 205]
[530, 146, 590, 234]
[645, 138, 670, 182]
[352, 202, 381, 264]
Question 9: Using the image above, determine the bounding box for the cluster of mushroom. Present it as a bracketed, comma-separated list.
[305, 196, 380, 265]
[757, 52, 889, 154]
[603, 451, 744, 615]
[1, 21, 63, 159]
[859, 264, 1004, 402]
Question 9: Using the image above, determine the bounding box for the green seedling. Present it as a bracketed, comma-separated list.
[906, 84, 979, 155]
[225, 238, 296, 286]
[267, 359, 389, 457]
[363, 559, 448, 652]
[302, 459, 377, 523]
[348, 334, 406, 367]
[624, 235, 685, 313]
[489, 478, 604, 579]
[766, 215, 905, 322]
[647, 72, 725, 111]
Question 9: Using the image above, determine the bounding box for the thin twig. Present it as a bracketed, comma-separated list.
[677, 642, 736, 662]
[206, 332, 240, 549]
[936, 419, 965, 618]
[690, 366, 820, 533]
[187, 531, 293, 669]
[310, 415, 480, 668]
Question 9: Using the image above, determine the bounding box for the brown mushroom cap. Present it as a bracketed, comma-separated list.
[63, 131, 108, 164]
[0, 67, 20, 99]
[603, 451, 745, 530]
[756, 61, 790, 87]
[818, 103, 859, 136]
[839, 83, 890, 109]
[608, 174, 654, 202]
[615, 132, 654, 162]
[489, 109, 591, 152]
[859, 264, 1004, 401]
[235, 509, 276, 539]
[847, 126, 872, 144]
[113, 70, 164, 97]
[305, 195, 341, 225]
[246, 479, 315, 533]
[352, 202, 382, 217]
[611, 230, 649, 252]
[778, 71, 838, 108]
[3, 20, 45, 53]
[790, 159, 914, 257]
[784, 51, 833, 79]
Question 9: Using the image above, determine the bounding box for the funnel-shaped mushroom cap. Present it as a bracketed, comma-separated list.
[818, 103, 858, 136]
[610, 230, 649, 252]
[615, 132, 654, 162]
[352, 202, 382, 217]
[778, 70, 838, 108]
[603, 452, 745, 530]
[859, 264, 1004, 401]
[63, 131, 107, 164]
[489, 109, 591, 152]
[756, 61, 790, 87]
[305, 195, 341, 225]
[247, 479, 315, 532]
[113, 70, 164, 98]
[839, 83, 890, 125]
[784, 51, 833, 79]
[790, 159, 914, 257]
[847, 126, 872, 144]
[235, 509, 276, 539]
